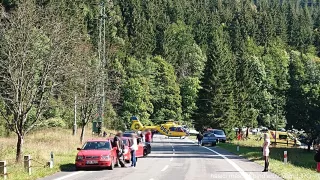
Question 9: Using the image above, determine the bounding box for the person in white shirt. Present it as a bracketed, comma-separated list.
[262, 133, 271, 172]
[130, 133, 138, 167]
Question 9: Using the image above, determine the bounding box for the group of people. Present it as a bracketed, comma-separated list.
[113, 131, 138, 168]
[112, 129, 156, 168]
[138, 129, 156, 143]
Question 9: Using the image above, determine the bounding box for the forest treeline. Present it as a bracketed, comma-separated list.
[0, 0, 320, 160]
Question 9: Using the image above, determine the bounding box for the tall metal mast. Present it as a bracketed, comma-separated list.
[97, 1, 106, 133]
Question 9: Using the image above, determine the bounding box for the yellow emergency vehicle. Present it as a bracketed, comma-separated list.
[268, 130, 301, 147]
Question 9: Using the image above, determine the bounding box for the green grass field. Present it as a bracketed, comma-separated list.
[0, 128, 112, 180]
[218, 136, 320, 180]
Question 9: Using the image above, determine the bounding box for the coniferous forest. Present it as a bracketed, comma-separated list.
[1, 0, 320, 160]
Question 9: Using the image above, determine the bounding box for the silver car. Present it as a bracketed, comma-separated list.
[202, 133, 217, 146]
[207, 129, 226, 143]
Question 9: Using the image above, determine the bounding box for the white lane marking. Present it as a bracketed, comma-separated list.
[170, 157, 173, 161]
[149, 179, 154, 180]
[202, 146, 253, 180]
[161, 165, 169, 172]
[53, 171, 84, 180]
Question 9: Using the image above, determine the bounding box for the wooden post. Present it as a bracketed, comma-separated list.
[0, 161, 7, 180]
[24, 155, 31, 175]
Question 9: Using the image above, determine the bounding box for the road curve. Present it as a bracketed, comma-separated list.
[40, 135, 282, 180]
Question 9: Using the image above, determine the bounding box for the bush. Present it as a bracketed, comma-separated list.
[40, 118, 67, 128]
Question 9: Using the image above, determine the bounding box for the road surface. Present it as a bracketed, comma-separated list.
[40, 135, 282, 180]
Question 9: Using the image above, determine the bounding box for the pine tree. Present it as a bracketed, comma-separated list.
[150, 56, 182, 121]
[194, 26, 236, 133]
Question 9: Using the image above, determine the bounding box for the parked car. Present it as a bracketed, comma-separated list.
[75, 139, 117, 170]
[202, 133, 217, 146]
[251, 128, 258, 135]
[206, 129, 227, 143]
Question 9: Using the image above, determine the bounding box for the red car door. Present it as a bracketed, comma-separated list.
[109, 139, 117, 162]
[122, 139, 131, 162]
[136, 142, 144, 157]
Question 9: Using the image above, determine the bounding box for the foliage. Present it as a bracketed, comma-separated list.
[1, 0, 320, 161]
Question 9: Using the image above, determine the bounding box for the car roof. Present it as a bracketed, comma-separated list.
[121, 137, 131, 139]
[124, 130, 136, 133]
[86, 139, 111, 142]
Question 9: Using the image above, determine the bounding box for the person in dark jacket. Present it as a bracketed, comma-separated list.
[114, 131, 126, 168]
[314, 144, 320, 162]
[197, 133, 204, 146]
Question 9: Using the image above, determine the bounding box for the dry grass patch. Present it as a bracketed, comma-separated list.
[0, 127, 111, 180]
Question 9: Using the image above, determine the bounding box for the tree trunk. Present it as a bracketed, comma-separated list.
[80, 124, 85, 144]
[16, 134, 24, 162]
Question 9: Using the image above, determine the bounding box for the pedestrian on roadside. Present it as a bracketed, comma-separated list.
[262, 133, 271, 172]
[140, 131, 145, 142]
[197, 132, 203, 146]
[130, 133, 138, 167]
[103, 131, 107, 137]
[145, 129, 152, 143]
[113, 131, 126, 168]
[151, 130, 155, 142]
[246, 127, 249, 139]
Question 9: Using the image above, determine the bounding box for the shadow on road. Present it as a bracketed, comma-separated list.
[60, 163, 76, 172]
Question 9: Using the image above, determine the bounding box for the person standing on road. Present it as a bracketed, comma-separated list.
[151, 130, 155, 142]
[197, 132, 203, 146]
[140, 131, 145, 142]
[145, 129, 152, 143]
[262, 133, 271, 172]
[145, 129, 152, 154]
[114, 131, 126, 168]
[130, 133, 138, 167]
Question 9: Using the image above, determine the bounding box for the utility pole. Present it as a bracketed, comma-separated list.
[275, 97, 278, 144]
[96, 1, 106, 134]
[73, 94, 77, 135]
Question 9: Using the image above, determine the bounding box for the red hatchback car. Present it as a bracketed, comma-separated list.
[75, 139, 117, 170]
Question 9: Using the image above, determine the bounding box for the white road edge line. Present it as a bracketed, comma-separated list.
[189, 140, 253, 180]
[161, 165, 169, 172]
[53, 171, 84, 180]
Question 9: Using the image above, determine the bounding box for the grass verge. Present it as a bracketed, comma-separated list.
[0, 128, 112, 180]
[218, 137, 320, 180]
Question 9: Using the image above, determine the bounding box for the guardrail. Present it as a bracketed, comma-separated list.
[0, 153, 54, 179]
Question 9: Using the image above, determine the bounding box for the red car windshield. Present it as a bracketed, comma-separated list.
[82, 141, 111, 150]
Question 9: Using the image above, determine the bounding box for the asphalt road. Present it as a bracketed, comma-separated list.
[40, 135, 282, 180]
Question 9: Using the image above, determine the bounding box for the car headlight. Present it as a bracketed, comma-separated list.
[76, 156, 84, 161]
[101, 155, 110, 160]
